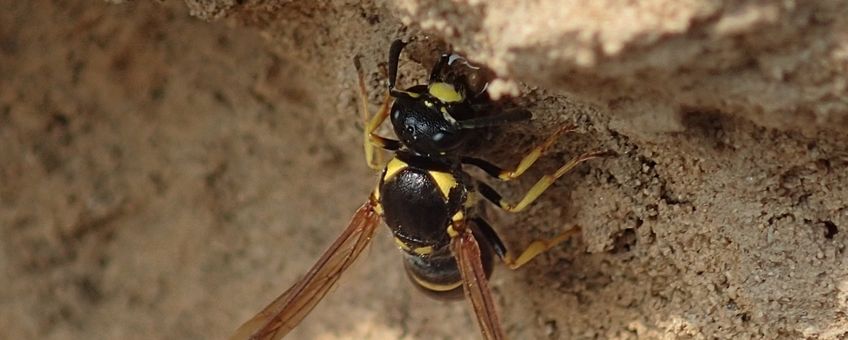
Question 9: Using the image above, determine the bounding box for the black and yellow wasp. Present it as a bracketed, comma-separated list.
[231, 40, 604, 340]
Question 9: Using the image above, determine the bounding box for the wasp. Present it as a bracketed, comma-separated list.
[230, 40, 605, 340]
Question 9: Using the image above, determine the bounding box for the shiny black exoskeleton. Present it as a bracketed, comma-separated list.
[231, 39, 603, 340]
[370, 40, 529, 298]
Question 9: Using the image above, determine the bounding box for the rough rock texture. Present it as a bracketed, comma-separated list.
[1, 0, 846, 339]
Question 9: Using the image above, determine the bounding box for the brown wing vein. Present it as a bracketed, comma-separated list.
[452, 229, 506, 340]
[230, 200, 380, 340]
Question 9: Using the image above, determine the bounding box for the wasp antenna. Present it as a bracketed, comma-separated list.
[457, 109, 532, 129]
[388, 39, 408, 91]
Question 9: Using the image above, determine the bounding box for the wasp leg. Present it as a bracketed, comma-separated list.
[470, 217, 507, 259]
[474, 150, 605, 212]
[462, 124, 578, 181]
[506, 226, 581, 270]
[355, 57, 402, 170]
[472, 217, 580, 270]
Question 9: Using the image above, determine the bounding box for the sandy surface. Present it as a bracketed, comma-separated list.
[1, 1, 847, 339]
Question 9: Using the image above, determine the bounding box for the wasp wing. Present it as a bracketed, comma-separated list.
[231, 200, 380, 340]
[451, 228, 506, 340]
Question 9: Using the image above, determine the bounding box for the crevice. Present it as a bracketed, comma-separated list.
[610, 228, 637, 254]
[822, 220, 839, 239]
[767, 213, 794, 226]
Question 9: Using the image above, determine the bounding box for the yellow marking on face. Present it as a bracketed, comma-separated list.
[451, 211, 464, 222]
[410, 273, 463, 292]
[412, 246, 433, 256]
[383, 157, 408, 182]
[374, 202, 384, 215]
[429, 82, 463, 103]
[439, 106, 457, 124]
[428, 170, 458, 198]
[373, 183, 381, 201]
[394, 237, 411, 251]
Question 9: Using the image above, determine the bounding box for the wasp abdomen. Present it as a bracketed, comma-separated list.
[403, 228, 496, 300]
[403, 248, 464, 300]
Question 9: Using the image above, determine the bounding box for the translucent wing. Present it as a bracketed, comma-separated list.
[231, 200, 380, 340]
[451, 228, 506, 340]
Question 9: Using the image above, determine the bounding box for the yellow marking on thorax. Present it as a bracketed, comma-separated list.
[428, 82, 463, 103]
[373, 184, 381, 201]
[412, 245, 433, 256]
[394, 237, 411, 251]
[371, 188, 384, 215]
[383, 157, 408, 182]
[410, 273, 463, 292]
[429, 170, 458, 198]
[447, 224, 459, 238]
[451, 211, 464, 222]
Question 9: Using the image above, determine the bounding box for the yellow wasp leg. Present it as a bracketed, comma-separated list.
[502, 226, 581, 270]
[476, 150, 606, 213]
[355, 57, 397, 170]
[362, 93, 393, 169]
[498, 125, 578, 180]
